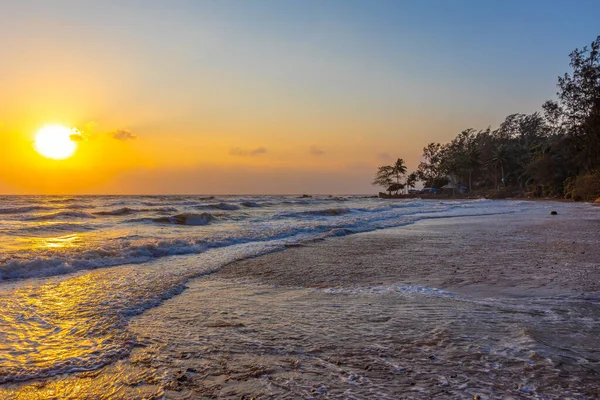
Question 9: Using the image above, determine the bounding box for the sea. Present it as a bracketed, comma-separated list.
[0, 195, 596, 398]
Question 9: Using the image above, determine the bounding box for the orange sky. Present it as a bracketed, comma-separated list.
[1, 1, 593, 194]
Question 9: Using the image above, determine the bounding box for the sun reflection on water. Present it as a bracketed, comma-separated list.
[36, 234, 82, 249]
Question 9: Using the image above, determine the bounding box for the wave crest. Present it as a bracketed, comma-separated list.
[152, 213, 215, 226]
[0, 206, 52, 215]
[26, 211, 97, 221]
[287, 208, 352, 218]
[197, 202, 240, 211]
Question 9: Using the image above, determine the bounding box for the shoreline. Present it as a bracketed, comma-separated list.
[128, 204, 600, 399]
[218, 203, 600, 296]
[1, 201, 599, 399]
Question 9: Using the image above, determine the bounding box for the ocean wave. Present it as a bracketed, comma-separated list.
[0, 206, 53, 214]
[152, 213, 216, 226]
[323, 196, 349, 201]
[281, 200, 311, 205]
[65, 204, 94, 210]
[154, 206, 180, 214]
[17, 223, 97, 234]
[0, 237, 214, 280]
[0, 199, 532, 282]
[241, 201, 262, 208]
[25, 211, 97, 221]
[95, 207, 179, 216]
[281, 208, 352, 218]
[44, 198, 78, 203]
[197, 202, 241, 211]
[140, 197, 215, 207]
[95, 207, 140, 216]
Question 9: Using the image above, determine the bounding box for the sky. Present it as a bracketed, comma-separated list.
[0, 0, 598, 194]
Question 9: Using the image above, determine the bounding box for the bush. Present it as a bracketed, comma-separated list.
[565, 171, 600, 201]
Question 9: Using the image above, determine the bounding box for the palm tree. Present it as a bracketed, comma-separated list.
[391, 158, 408, 192]
[489, 145, 509, 188]
[405, 172, 418, 191]
[466, 146, 480, 192]
[372, 165, 395, 194]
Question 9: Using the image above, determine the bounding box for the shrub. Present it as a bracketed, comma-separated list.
[565, 171, 600, 201]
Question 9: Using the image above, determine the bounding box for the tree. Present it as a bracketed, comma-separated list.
[405, 172, 418, 191]
[547, 36, 600, 172]
[368, 36, 600, 200]
[391, 158, 407, 191]
[373, 159, 408, 195]
[417, 143, 445, 188]
[387, 182, 405, 194]
[372, 165, 395, 195]
[466, 146, 480, 192]
[489, 145, 509, 188]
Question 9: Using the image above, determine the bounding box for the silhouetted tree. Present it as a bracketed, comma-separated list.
[392, 158, 408, 186]
[372, 36, 600, 199]
[405, 172, 418, 191]
[373, 159, 408, 194]
[417, 143, 445, 187]
[489, 145, 509, 187]
[372, 165, 395, 195]
[545, 35, 600, 172]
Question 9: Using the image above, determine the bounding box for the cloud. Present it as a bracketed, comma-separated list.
[69, 128, 85, 142]
[112, 130, 138, 141]
[230, 146, 267, 157]
[309, 145, 325, 156]
[377, 152, 391, 161]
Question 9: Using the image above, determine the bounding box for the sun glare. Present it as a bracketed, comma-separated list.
[34, 125, 79, 160]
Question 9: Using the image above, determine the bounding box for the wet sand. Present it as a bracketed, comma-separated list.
[219, 208, 600, 296]
[2, 204, 600, 399]
[128, 205, 600, 399]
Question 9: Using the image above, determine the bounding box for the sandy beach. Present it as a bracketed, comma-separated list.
[3, 201, 598, 399]
[3, 3, 600, 398]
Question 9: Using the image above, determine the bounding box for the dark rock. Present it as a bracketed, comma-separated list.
[549, 211, 558, 215]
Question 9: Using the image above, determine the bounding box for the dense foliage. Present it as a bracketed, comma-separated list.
[373, 36, 600, 200]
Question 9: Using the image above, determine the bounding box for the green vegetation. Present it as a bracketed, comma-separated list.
[373, 36, 600, 200]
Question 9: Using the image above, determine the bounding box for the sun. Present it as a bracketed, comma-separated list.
[34, 125, 79, 160]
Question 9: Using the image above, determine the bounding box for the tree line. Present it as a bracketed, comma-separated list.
[374, 36, 600, 200]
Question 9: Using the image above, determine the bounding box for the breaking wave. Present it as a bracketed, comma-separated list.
[25, 211, 97, 221]
[94, 207, 179, 216]
[282, 208, 352, 218]
[197, 202, 241, 211]
[95, 207, 141, 216]
[241, 201, 263, 208]
[0, 206, 53, 214]
[152, 213, 216, 226]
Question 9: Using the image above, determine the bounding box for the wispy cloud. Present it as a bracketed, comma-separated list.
[230, 147, 267, 157]
[309, 145, 325, 156]
[377, 152, 391, 161]
[69, 128, 85, 142]
[112, 130, 138, 141]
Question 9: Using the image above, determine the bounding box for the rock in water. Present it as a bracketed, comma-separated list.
[550, 211, 558, 215]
